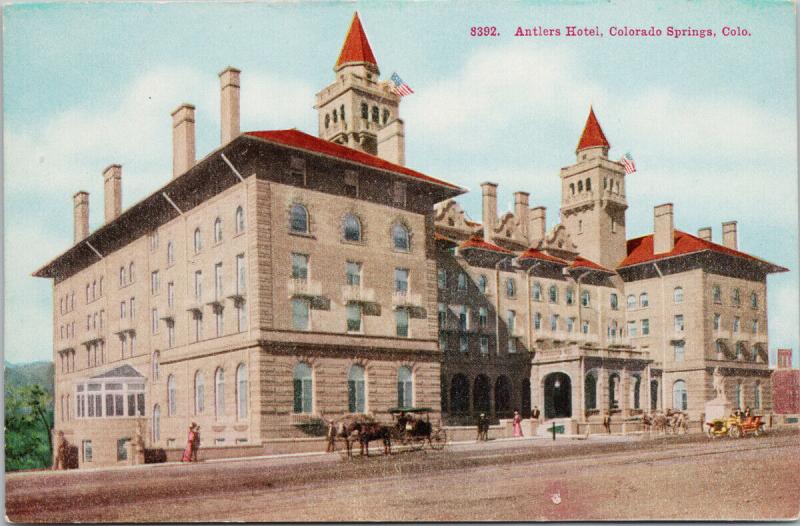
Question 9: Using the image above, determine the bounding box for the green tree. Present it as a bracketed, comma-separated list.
[5, 384, 54, 471]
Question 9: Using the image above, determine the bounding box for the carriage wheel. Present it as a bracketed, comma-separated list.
[728, 425, 741, 439]
[753, 426, 761, 437]
[410, 437, 425, 451]
[430, 430, 447, 450]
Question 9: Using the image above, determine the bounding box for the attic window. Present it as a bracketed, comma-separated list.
[344, 170, 359, 198]
[290, 157, 307, 186]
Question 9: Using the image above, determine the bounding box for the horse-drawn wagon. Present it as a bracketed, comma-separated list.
[706, 414, 765, 439]
[388, 407, 447, 451]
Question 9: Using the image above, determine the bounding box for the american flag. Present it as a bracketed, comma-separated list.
[390, 72, 414, 97]
[619, 152, 636, 174]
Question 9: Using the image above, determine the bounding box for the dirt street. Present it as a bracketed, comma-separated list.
[6, 430, 800, 522]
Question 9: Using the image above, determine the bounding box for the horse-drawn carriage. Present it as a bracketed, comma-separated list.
[388, 407, 447, 451]
[706, 414, 765, 439]
[336, 407, 447, 458]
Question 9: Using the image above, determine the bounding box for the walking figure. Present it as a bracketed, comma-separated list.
[192, 425, 201, 461]
[182, 423, 197, 462]
[512, 410, 523, 437]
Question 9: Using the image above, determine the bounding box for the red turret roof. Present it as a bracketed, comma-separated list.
[618, 230, 788, 272]
[576, 107, 610, 152]
[335, 12, 378, 69]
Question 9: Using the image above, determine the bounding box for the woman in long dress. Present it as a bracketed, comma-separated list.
[181, 423, 197, 462]
[512, 410, 523, 437]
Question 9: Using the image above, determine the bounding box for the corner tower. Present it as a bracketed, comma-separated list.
[559, 107, 628, 268]
[315, 12, 402, 157]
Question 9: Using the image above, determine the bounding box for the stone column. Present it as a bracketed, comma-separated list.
[621, 366, 630, 415]
[489, 378, 496, 421]
[644, 364, 652, 412]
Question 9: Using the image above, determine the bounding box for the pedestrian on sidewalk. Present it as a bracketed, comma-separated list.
[512, 410, 523, 437]
[182, 423, 197, 462]
[477, 413, 488, 441]
[323, 415, 337, 453]
[191, 425, 201, 462]
[603, 412, 612, 434]
[531, 406, 541, 422]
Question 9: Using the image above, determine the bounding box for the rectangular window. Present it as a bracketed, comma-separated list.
[674, 314, 684, 332]
[437, 269, 446, 290]
[459, 334, 468, 353]
[394, 268, 409, 292]
[346, 262, 361, 286]
[292, 298, 310, 330]
[151, 308, 159, 334]
[479, 307, 488, 328]
[215, 309, 223, 337]
[236, 254, 246, 295]
[458, 306, 468, 331]
[214, 263, 223, 300]
[346, 303, 362, 332]
[550, 314, 559, 332]
[508, 338, 517, 353]
[167, 282, 175, 308]
[627, 320, 638, 337]
[641, 319, 650, 335]
[733, 317, 740, 333]
[291, 253, 308, 280]
[194, 271, 203, 302]
[751, 319, 758, 334]
[674, 341, 685, 362]
[82, 440, 93, 463]
[439, 332, 448, 351]
[192, 311, 203, 342]
[713, 314, 721, 330]
[395, 309, 409, 337]
[236, 302, 247, 332]
[167, 321, 176, 348]
[582, 321, 589, 334]
[480, 336, 489, 355]
[151, 271, 160, 295]
[129, 297, 136, 320]
[438, 303, 447, 327]
[567, 318, 575, 333]
[507, 310, 516, 334]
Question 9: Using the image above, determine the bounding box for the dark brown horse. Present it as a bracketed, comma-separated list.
[337, 418, 392, 457]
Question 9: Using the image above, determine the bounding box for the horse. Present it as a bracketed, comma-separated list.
[641, 412, 653, 433]
[353, 421, 392, 457]
[651, 411, 670, 434]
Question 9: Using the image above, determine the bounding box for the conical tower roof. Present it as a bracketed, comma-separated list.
[335, 12, 378, 71]
[576, 106, 610, 152]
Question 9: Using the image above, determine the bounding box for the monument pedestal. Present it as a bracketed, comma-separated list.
[704, 398, 732, 422]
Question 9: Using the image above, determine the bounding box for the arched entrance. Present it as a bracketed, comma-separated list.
[450, 374, 469, 414]
[474, 375, 491, 415]
[543, 372, 572, 419]
[521, 378, 531, 417]
[494, 376, 512, 417]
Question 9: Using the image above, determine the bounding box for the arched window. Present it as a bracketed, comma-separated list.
[397, 366, 413, 409]
[293, 363, 313, 414]
[585, 178, 591, 191]
[119, 266, 126, 286]
[569, 183, 575, 195]
[478, 275, 488, 294]
[627, 295, 636, 309]
[290, 203, 309, 234]
[581, 290, 590, 307]
[732, 288, 741, 306]
[324, 114, 330, 128]
[673, 287, 684, 303]
[347, 365, 366, 413]
[566, 288, 575, 305]
[382, 109, 390, 124]
[672, 380, 688, 410]
[214, 217, 223, 243]
[585, 371, 597, 410]
[712, 285, 722, 303]
[392, 223, 409, 251]
[129, 262, 135, 283]
[610, 293, 619, 310]
[151, 351, 160, 381]
[167, 375, 177, 416]
[577, 180, 584, 192]
[194, 371, 204, 414]
[506, 278, 516, 298]
[371, 106, 379, 123]
[532, 282, 542, 301]
[193, 228, 202, 253]
[332, 109, 337, 123]
[343, 214, 361, 242]
[166, 242, 174, 265]
[750, 292, 758, 309]
[360, 102, 368, 119]
[215, 368, 225, 417]
[534, 312, 542, 330]
[339, 104, 345, 121]
[99, 278, 103, 296]
[152, 405, 160, 442]
[548, 285, 558, 304]
[639, 293, 648, 307]
[236, 363, 248, 420]
[235, 206, 245, 234]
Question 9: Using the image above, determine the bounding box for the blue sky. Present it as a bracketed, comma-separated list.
[3, 1, 797, 365]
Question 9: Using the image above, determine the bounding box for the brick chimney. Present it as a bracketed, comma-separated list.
[377, 119, 405, 166]
[529, 206, 546, 247]
[219, 67, 240, 145]
[653, 203, 674, 254]
[514, 191, 530, 239]
[171, 103, 196, 178]
[73, 191, 89, 243]
[722, 221, 738, 250]
[698, 227, 712, 242]
[103, 164, 122, 223]
[480, 182, 498, 242]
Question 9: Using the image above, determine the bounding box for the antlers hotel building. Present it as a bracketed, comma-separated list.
[36, 13, 787, 466]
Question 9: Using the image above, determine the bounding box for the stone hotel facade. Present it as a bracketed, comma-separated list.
[35, 13, 788, 467]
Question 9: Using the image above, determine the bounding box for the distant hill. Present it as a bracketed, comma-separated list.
[4, 361, 54, 395]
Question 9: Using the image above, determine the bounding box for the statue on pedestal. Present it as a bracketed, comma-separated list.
[713, 366, 726, 400]
[133, 420, 146, 465]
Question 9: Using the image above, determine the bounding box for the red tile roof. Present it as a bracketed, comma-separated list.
[459, 236, 514, 254]
[571, 256, 614, 273]
[335, 12, 378, 69]
[245, 129, 462, 191]
[518, 248, 568, 265]
[618, 230, 788, 272]
[576, 107, 610, 152]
